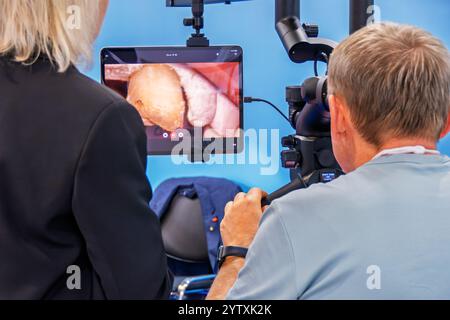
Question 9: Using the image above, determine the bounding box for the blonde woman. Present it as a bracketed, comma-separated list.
[0, 1, 171, 299]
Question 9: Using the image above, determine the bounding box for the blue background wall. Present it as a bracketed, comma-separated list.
[85, 0, 450, 192]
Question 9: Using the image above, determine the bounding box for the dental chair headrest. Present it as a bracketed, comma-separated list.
[160, 194, 209, 263]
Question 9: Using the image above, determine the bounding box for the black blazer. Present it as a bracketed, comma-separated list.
[0, 56, 172, 299]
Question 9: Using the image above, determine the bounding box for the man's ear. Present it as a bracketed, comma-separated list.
[329, 95, 347, 137]
[440, 112, 450, 139]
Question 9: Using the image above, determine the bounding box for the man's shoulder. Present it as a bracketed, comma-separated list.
[272, 171, 363, 217]
[268, 154, 450, 234]
[264, 167, 383, 243]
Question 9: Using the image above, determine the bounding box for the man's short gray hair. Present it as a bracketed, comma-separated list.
[328, 22, 450, 146]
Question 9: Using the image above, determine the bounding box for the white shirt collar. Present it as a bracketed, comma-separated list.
[372, 146, 440, 160]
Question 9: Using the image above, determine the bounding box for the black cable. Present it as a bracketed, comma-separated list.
[314, 59, 319, 77]
[244, 97, 291, 125]
[314, 51, 330, 77]
[321, 52, 330, 75]
[321, 52, 329, 64]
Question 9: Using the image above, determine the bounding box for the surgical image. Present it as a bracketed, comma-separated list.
[104, 63, 241, 139]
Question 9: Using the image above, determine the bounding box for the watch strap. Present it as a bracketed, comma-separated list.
[217, 245, 248, 269]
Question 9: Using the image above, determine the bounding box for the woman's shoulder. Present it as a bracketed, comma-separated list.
[47, 65, 140, 124]
[67, 67, 127, 112]
[1, 58, 128, 115]
[1, 59, 141, 141]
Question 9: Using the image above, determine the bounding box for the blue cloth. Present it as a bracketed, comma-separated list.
[151, 177, 242, 273]
[227, 154, 450, 300]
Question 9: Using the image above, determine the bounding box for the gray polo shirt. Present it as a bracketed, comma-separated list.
[227, 154, 450, 300]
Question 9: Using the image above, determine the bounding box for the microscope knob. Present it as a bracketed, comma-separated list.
[183, 18, 194, 26]
[317, 149, 336, 168]
[286, 86, 303, 103]
[302, 23, 319, 38]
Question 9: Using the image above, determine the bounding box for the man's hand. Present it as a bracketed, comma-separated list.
[221, 188, 268, 248]
[207, 188, 268, 300]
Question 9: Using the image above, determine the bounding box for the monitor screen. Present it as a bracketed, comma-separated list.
[101, 46, 243, 155]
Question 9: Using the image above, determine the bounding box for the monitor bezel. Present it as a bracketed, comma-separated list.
[100, 45, 244, 156]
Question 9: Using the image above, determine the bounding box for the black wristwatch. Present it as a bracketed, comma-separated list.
[217, 246, 248, 269]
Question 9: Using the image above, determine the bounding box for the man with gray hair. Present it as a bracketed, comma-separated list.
[207, 22, 450, 300]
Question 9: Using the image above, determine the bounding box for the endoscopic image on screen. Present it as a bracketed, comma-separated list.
[104, 62, 241, 141]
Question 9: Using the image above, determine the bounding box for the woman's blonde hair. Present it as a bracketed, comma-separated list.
[0, 0, 100, 72]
